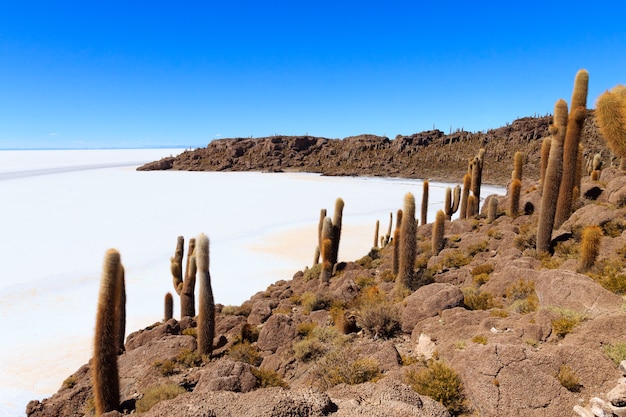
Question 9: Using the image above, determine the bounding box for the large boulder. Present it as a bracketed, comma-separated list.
[257, 314, 296, 353]
[401, 283, 465, 334]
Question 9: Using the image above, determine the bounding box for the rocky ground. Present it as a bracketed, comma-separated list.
[27, 113, 626, 416]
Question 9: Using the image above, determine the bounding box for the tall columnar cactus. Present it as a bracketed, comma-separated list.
[396, 193, 416, 293]
[460, 173, 471, 220]
[330, 198, 344, 265]
[574, 143, 584, 198]
[471, 148, 485, 205]
[170, 236, 197, 319]
[421, 180, 429, 225]
[373, 220, 380, 248]
[595, 85, 626, 166]
[117, 265, 126, 353]
[537, 99, 568, 254]
[513, 151, 523, 182]
[555, 69, 589, 228]
[196, 233, 215, 357]
[509, 179, 521, 218]
[180, 253, 197, 318]
[392, 209, 403, 275]
[93, 249, 124, 416]
[385, 212, 393, 246]
[487, 195, 498, 223]
[540, 137, 551, 187]
[164, 292, 173, 321]
[313, 208, 327, 265]
[320, 217, 334, 282]
[432, 210, 446, 256]
[444, 185, 461, 220]
[466, 195, 476, 218]
[579, 225, 603, 272]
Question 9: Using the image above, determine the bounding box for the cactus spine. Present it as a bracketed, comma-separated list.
[93, 249, 124, 416]
[421, 180, 429, 225]
[432, 210, 446, 256]
[555, 69, 589, 228]
[595, 85, 626, 158]
[396, 193, 416, 293]
[164, 292, 173, 321]
[196, 233, 215, 357]
[537, 99, 568, 253]
[579, 225, 603, 272]
[509, 179, 521, 218]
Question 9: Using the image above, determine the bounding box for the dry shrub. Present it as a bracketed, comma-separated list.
[136, 383, 187, 413]
[302, 264, 322, 281]
[556, 365, 581, 392]
[551, 312, 583, 338]
[470, 264, 494, 276]
[589, 259, 626, 294]
[604, 342, 626, 365]
[251, 367, 288, 388]
[296, 321, 317, 337]
[405, 360, 467, 415]
[463, 287, 499, 310]
[471, 335, 487, 345]
[310, 347, 381, 391]
[228, 341, 262, 366]
[356, 301, 401, 339]
[505, 279, 538, 314]
[293, 325, 346, 362]
[300, 291, 333, 314]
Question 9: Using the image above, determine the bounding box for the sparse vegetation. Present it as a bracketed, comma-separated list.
[251, 367, 288, 388]
[405, 360, 467, 415]
[604, 342, 626, 366]
[136, 383, 187, 413]
[556, 365, 581, 392]
[310, 347, 381, 391]
[228, 341, 262, 366]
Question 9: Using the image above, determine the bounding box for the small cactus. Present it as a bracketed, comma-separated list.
[509, 179, 521, 218]
[196, 233, 215, 357]
[320, 217, 334, 282]
[373, 220, 380, 248]
[444, 185, 461, 220]
[170, 236, 197, 319]
[513, 151, 523, 182]
[421, 180, 429, 225]
[432, 210, 446, 256]
[579, 225, 603, 272]
[487, 196, 498, 223]
[164, 292, 173, 321]
[595, 85, 626, 158]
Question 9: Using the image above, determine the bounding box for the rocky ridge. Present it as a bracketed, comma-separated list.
[27, 113, 626, 417]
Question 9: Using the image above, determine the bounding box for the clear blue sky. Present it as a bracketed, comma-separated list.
[1, 1, 625, 149]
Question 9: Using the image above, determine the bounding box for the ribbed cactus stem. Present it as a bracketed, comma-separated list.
[487, 196, 498, 223]
[314, 208, 327, 265]
[196, 233, 215, 357]
[373, 220, 380, 248]
[386, 212, 393, 244]
[537, 99, 568, 254]
[181, 255, 197, 318]
[320, 217, 334, 282]
[164, 292, 173, 321]
[396, 193, 416, 293]
[460, 173, 471, 219]
[93, 249, 123, 416]
[509, 179, 521, 218]
[392, 227, 400, 276]
[595, 85, 626, 158]
[579, 225, 603, 272]
[575, 143, 584, 198]
[330, 198, 344, 265]
[421, 180, 429, 225]
[555, 69, 589, 228]
[513, 151, 523, 182]
[432, 210, 446, 256]
[117, 265, 126, 354]
[540, 138, 551, 187]
[171, 235, 184, 295]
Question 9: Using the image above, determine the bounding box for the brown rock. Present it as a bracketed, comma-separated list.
[401, 283, 465, 334]
[257, 314, 296, 352]
[195, 359, 258, 393]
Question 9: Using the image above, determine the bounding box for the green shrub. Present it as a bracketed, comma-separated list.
[466, 240, 489, 256]
[153, 359, 176, 376]
[355, 274, 375, 288]
[62, 375, 77, 389]
[405, 360, 467, 415]
[228, 341, 262, 366]
[300, 291, 333, 314]
[293, 337, 326, 362]
[441, 250, 471, 269]
[136, 384, 186, 413]
[604, 342, 626, 365]
[556, 365, 581, 392]
[303, 264, 322, 281]
[251, 367, 288, 388]
[356, 301, 401, 339]
[589, 260, 626, 294]
[505, 279, 538, 313]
